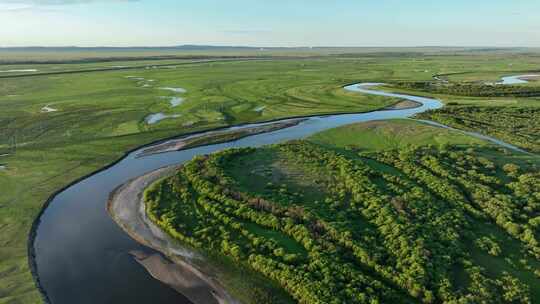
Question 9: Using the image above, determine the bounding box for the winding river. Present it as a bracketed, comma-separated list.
[32, 83, 524, 304]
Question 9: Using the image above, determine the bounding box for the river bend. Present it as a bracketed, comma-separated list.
[32, 83, 523, 304]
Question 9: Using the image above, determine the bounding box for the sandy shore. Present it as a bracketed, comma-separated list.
[518, 75, 539, 82]
[138, 118, 306, 157]
[107, 165, 239, 304]
[384, 99, 422, 110]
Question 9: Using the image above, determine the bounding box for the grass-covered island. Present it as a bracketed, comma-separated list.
[142, 120, 540, 304]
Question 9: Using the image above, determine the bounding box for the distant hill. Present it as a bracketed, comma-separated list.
[1, 45, 538, 64]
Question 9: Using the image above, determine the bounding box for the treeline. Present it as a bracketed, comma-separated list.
[417, 106, 540, 153]
[393, 81, 540, 97]
[145, 141, 539, 303]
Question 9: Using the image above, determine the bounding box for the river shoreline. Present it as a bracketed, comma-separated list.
[383, 99, 421, 110]
[107, 165, 239, 304]
[138, 118, 308, 157]
[29, 82, 442, 303]
[102, 85, 427, 303]
[104, 98, 423, 304]
[28, 79, 536, 303]
[27, 83, 406, 303]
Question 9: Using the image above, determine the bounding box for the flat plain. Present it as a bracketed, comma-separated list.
[1, 49, 540, 303]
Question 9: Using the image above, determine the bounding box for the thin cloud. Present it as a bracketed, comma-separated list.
[0, 0, 137, 11]
[0, 0, 138, 6]
[222, 30, 273, 35]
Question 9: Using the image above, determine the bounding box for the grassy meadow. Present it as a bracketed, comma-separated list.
[1, 50, 540, 303]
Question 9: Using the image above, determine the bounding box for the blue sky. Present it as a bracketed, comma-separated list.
[0, 0, 539, 47]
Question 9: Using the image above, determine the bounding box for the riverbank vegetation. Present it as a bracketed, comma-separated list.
[2, 50, 540, 302]
[145, 120, 540, 303]
[138, 119, 306, 157]
[0, 54, 403, 303]
[394, 81, 540, 97]
[417, 106, 540, 153]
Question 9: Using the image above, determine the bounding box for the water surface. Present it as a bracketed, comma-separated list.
[160, 87, 187, 93]
[499, 74, 539, 85]
[145, 113, 182, 124]
[0, 69, 38, 73]
[169, 97, 184, 107]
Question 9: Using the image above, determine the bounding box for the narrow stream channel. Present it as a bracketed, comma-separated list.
[32, 83, 523, 304]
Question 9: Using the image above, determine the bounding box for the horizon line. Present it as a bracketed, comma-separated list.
[1, 45, 539, 49]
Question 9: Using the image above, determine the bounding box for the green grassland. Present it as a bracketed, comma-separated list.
[442, 71, 540, 86]
[379, 73, 540, 153]
[417, 107, 540, 153]
[0, 58, 210, 77]
[1, 51, 540, 303]
[375, 63, 540, 154]
[308, 119, 488, 152]
[145, 120, 539, 303]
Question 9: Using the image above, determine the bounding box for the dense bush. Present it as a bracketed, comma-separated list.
[145, 142, 539, 304]
[417, 106, 540, 153]
[394, 81, 540, 97]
